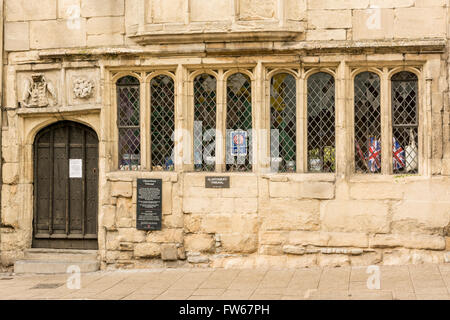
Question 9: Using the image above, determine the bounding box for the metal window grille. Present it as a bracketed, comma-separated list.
[194, 74, 217, 172]
[392, 71, 418, 174]
[151, 75, 175, 171]
[270, 73, 297, 173]
[117, 76, 141, 170]
[226, 73, 252, 172]
[307, 72, 336, 173]
[354, 72, 382, 174]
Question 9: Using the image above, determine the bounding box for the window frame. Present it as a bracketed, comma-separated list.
[113, 72, 145, 171]
[266, 69, 301, 173]
[148, 72, 177, 171]
[190, 71, 220, 172]
[304, 69, 338, 174]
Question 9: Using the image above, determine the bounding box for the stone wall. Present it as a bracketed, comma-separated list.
[96, 172, 450, 270]
[1, 1, 449, 268]
[3, 0, 448, 50]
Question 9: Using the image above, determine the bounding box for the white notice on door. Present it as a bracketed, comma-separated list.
[69, 159, 83, 178]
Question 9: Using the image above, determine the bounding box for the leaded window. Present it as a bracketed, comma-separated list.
[194, 74, 217, 172]
[226, 73, 252, 172]
[392, 71, 418, 174]
[354, 72, 381, 174]
[117, 76, 140, 170]
[307, 72, 336, 173]
[151, 75, 175, 171]
[270, 73, 297, 173]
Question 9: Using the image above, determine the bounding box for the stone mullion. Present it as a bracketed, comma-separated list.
[335, 61, 347, 177]
[186, 74, 194, 172]
[140, 72, 148, 170]
[381, 68, 391, 175]
[297, 72, 305, 173]
[174, 64, 185, 172]
[263, 71, 271, 173]
[253, 62, 263, 173]
[425, 76, 433, 177]
[216, 70, 226, 173]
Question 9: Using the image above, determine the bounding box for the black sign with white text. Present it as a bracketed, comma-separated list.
[205, 176, 230, 189]
[136, 179, 162, 231]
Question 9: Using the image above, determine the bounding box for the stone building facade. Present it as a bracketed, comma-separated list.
[0, 0, 449, 269]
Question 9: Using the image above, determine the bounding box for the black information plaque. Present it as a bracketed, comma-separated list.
[136, 179, 162, 231]
[205, 176, 230, 189]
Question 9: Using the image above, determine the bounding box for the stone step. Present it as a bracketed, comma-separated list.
[14, 260, 100, 274]
[24, 249, 98, 262]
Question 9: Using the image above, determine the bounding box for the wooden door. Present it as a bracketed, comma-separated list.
[33, 121, 99, 249]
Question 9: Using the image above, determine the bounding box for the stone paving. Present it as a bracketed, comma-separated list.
[0, 264, 449, 300]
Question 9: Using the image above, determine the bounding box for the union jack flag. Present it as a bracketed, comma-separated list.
[367, 137, 381, 172]
[393, 138, 405, 170]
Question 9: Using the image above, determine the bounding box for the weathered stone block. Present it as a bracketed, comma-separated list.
[327, 232, 369, 248]
[185, 234, 215, 253]
[116, 197, 133, 220]
[391, 201, 450, 233]
[87, 34, 125, 47]
[259, 231, 288, 245]
[30, 20, 87, 50]
[234, 198, 258, 214]
[183, 197, 210, 213]
[201, 215, 232, 233]
[306, 29, 347, 41]
[369, 234, 446, 250]
[308, 0, 369, 10]
[87, 16, 124, 35]
[299, 182, 335, 199]
[352, 9, 394, 40]
[393, 7, 445, 38]
[184, 214, 202, 233]
[190, 0, 232, 22]
[239, 0, 276, 21]
[101, 205, 116, 230]
[146, 229, 183, 243]
[161, 244, 178, 261]
[6, 0, 57, 21]
[350, 182, 403, 200]
[111, 181, 133, 198]
[321, 200, 390, 233]
[134, 243, 160, 258]
[81, 0, 125, 17]
[269, 181, 298, 198]
[2, 163, 19, 184]
[283, 245, 306, 255]
[5, 22, 30, 52]
[288, 231, 329, 246]
[308, 10, 352, 29]
[261, 199, 320, 231]
[221, 234, 258, 254]
[259, 244, 283, 255]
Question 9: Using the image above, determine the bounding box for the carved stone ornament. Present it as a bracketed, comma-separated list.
[22, 73, 57, 108]
[73, 78, 94, 99]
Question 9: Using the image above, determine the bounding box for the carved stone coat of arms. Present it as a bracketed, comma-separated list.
[22, 74, 57, 108]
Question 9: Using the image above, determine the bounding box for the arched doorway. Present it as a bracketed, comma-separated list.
[33, 121, 99, 249]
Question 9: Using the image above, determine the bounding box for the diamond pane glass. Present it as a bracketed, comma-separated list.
[392, 72, 418, 174]
[194, 74, 217, 172]
[307, 72, 336, 173]
[354, 72, 381, 174]
[270, 73, 297, 173]
[226, 73, 252, 172]
[117, 76, 140, 170]
[151, 75, 175, 171]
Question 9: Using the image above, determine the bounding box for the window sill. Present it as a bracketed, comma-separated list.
[106, 171, 179, 183]
[349, 174, 428, 183]
[262, 172, 336, 183]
